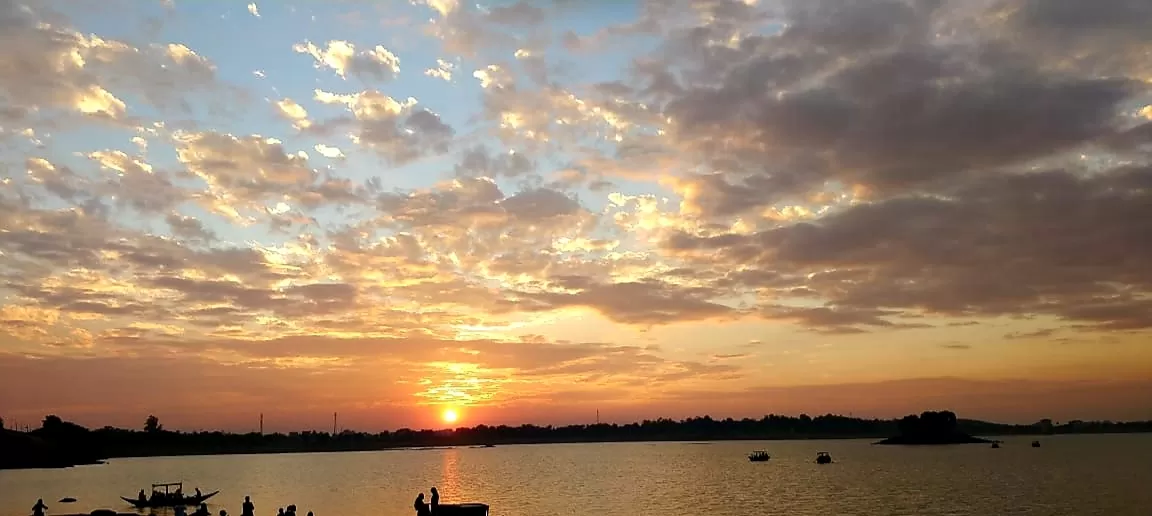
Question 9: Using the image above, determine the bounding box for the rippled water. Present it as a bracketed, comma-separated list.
[2, 434, 1150, 516]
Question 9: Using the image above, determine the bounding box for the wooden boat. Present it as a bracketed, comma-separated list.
[121, 483, 218, 508]
[54, 511, 136, 516]
[815, 451, 833, 464]
[433, 503, 489, 515]
[991, 441, 1001, 448]
[747, 450, 770, 462]
[1031, 440, 1040, 448]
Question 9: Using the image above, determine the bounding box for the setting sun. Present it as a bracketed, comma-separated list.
[442, 408, 459, 425]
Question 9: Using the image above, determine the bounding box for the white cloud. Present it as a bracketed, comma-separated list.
[274, 98, 312, 129]
[425, 59, 456, 81]
[314, 144, 345, 159]
[293, 40, 401, 81]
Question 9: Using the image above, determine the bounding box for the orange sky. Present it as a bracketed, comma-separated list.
[2, 0, 1152, 432]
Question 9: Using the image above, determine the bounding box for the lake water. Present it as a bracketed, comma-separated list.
[2, 434, 1150, 516]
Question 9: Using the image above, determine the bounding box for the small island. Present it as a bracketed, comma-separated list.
[875, 410, 992, 445]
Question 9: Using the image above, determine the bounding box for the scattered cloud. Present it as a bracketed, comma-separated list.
[425, 58, 456, 81]
[293, 40, 401, 81]
[3, 0, 1151, 427]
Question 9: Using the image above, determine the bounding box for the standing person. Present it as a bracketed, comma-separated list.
[413, 493, 430, 516]
[32, 499, 48, 516]
[429, 487, 439, 513]
[242, 496, 255, 516]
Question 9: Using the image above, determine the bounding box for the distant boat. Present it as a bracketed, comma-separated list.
[748, 450, 770, 462]
[991, 441, 1001, 448]
[815, 451, 833, 464]
[1031, 440, 1040, 448]
[120, 483, 218, 508]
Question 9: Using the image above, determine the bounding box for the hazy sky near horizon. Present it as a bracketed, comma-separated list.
[1, 0, 1151, 432]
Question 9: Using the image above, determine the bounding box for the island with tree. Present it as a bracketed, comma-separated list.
[2, 411, 1149, 469]
[874, 410, 992, 445]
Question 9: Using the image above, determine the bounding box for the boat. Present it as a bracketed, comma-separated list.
[55, 511, 136, 516]
[120, 483, 218, 508]
[815, 451, 833, 464]
[747, 450, 771, 462]
[991, 441, 1001, 448]
[1031, 440, 1040, 448]
[433, 503, 490, 515]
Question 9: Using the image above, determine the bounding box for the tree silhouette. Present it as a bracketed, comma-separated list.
[145, 415, 163, 433]
[42, 415, 64, 431]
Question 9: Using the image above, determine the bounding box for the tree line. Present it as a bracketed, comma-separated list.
[3, 411, 1150, 469]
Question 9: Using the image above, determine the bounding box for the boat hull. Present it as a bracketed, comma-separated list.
[120, 491, 218, 508]
[433, 503, 489, 515]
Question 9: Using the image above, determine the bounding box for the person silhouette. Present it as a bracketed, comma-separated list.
[32, 499, 48, 516]
[413, 493, 431, 516]
[242, 496, 255, 516]
[429, 487, 439, 512]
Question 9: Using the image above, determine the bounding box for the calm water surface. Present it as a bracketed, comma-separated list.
[2, 434, 1150, 516]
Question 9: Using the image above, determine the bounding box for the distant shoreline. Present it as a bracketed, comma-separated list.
[4, 413, 1150, 470]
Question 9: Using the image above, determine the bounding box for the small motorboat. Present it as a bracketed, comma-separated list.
[433, 504, 490, 515]
[121, 483, 218, 508]
[421, 487, 489, 515]
[815, 452, 833, 464]
[55, 511, 136, 516]
[748, 450, 771, 462]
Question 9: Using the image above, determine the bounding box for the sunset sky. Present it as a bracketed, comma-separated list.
[1, 0, 1151, 433]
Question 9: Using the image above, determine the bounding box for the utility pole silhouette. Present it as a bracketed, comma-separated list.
[333, 412, 337, 435]
[259, 413, 263, 435]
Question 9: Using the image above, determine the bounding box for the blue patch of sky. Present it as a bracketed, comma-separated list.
[48, 0, 676, 247]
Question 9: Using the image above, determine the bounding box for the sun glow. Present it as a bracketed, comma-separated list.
[442, 408, 459, 424]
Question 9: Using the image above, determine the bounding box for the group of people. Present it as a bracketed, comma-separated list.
[412, 487, 440, 515]
[137, 487, 204, 505]
[240, 496, 313, 516]
[171, 502, 214, 516]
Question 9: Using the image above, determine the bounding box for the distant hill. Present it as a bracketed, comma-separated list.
[2, 412, 1149, 469]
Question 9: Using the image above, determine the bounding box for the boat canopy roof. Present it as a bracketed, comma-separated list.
[151, 483, 183, 492]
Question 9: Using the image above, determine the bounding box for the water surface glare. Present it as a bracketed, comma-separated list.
[2, 435, 1150, 516]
